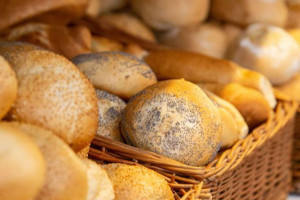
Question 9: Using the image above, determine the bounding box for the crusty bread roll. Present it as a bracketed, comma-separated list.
[0, 0, 88, 31]
[121, 79, 222, 166]
[7, 122, 88, 200]
[99, 12, 156, 42]
[122, 43, 149, 60]
[95, 89, 126, 142]
[102, 163, 174, 200]
[86, 0, 128, 16]
[0, 123, 45, 200]
[91, 36, 123, 52]
[0, 43, 98, 152]
[286, 0, 300, 28]
[276, 73, 300, 102]
[199, 83, 271, 129]
[229, 23, 300, 85]
[211, 0, 288, 27]
[144, 49, 276, 108]
[81, 159, 115, 200]
[203, 90, 248, 148]
[222, 23, 243, 58]
[158, 23, 228, 58]
[72, 52, 157, 100]
[0, 56, 17, 120]
[130, 0, 209, 30]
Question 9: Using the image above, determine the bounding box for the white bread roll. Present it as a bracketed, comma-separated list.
[121, 79, 222, 166]
[7, 122, 88, 200]
[72, 52, 157, 100]
[81, 159, 115, 200]
[86, 0, 128, 16]
[211, 0, 288, 27]
[229, 23, 300, 85]
[0, 56, 17, 120]
[95, 89, 126, 142]
[158, 23, 228, 58]
[276, 73, 300, 102]
[130, 0, 209, 30]
[102, 163, 174, 200]
[0, 123, 45, 200]
[0, 43, 98, 152]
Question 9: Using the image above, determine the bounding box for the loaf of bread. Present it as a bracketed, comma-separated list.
[121, 79, 222, 166]
[7, 122, 88, 200]
[276, 73, 300, 102]
[102, 163, 174, 200]
[144, 49, 276, 108]
[286, 0, 300, 28]
[130, 0, 209, 30]
[228, 23, 300, 85]
[72, 52, 157, 100]
[158, 23, 228, 58]
[0, 42, 98, 152]
[211, 0, 288, 27]
[81, 159, 115, 200]
[0, 123, 45, 200]
[0, 56, 17, 120]
[199, 83, 271, 129]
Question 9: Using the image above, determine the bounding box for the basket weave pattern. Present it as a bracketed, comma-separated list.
[292, 109, 300, 193]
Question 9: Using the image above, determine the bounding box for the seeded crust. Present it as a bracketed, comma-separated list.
[0, 122, 45, 200]
[102, 163, 174, 200]
[121, 79, 222, 166]
[7, 122, 88, 200]
[0, 44, 98, 152]
[95, 89, 126, 142]
[0, 56, 17, 120]
[81, 159, 115, 200]
[72, 51, 157, 100]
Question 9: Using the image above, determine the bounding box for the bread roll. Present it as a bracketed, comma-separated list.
[276, 73, 300, 102]
[99, 12, 156, 42]
[203, 90, 248, 148]
[121, 79, 221, 166]
[286, 0, 300, 28]
[95, 89, 126, 142]
[229, 23, 300, 85]
[158, 23, 228, 58]
[81, 159, 115, 200]
[144, 49, 276, 108]
[72, 52, 157, 99]
[211, 0, 288, 27]
[86, 0, 128, 16]
[102, 163, 174, 200]
[288, 28, 300, 45]
[77, 144, 90, 158]
[199, 83, 271, 129]
[0, 43, 98, 152]
[0, 56, 17, 120]
[91, 36, 123, 52]
[7, 122, 88, 200]
[222, 23, 243, 58]
[130, 0, 209, 30]
[0, 123, 45, 200]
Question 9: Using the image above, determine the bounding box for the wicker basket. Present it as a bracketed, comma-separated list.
[89, 97, 297, 200]
[292, 109, 300, 193]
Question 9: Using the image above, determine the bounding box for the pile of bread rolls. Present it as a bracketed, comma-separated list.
[0, 0, 299, 199]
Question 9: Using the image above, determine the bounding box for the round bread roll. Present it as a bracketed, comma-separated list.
[0, 43, 98, 152]
[130, 0, 209, 30]
[276, 73, 300, 102]
[286, 0, 300, 28]
[7, 122, 88, 200]
[99, 12, 156, 42]
[96, 89, 126, 142]
[158, 23, 228, 58]
[121, 79, 222, 166]
[0, 56, 17, 120]
[72, 52, 157, 100]
[211, 0, 288, 27]
[91, 36, 123, 52]
[81, 159, 115, 200]
[228, 23, 300, 85]
[86, 0, 128, 16]
[0, 123, 45, 200]
[102, 163, 174, 200]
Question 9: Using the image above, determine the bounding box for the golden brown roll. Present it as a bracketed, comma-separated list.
[121, 79, 222, 166]
[0, 123, 45, 200]
[7, 122, 88, 200]
[76, 144, 90, 158]
[228, 23, 300, 85]
[102, 163, 174, 200]
[81, 159, 115, 200]
[211, 0, 288, 27]
[72, 52, 157, 100]
[276, 73, 300, 102]
[0, 43, 98, 152]
[86, 0, 128, 16]
[286, 0, 300, 28]
[91, 36, 124, 52]
[158, 23, 228, 58]
[130, 0, 210, 30]
[0, 56, 17, 120]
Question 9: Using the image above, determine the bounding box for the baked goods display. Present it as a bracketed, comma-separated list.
[0, 0, 300, 199]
